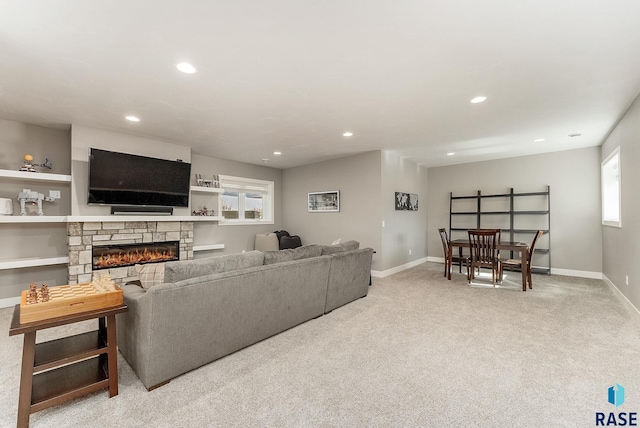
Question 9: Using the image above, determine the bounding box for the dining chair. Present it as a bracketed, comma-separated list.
[499, 230, 544, 289]
[438, 228, 469, 279]
[467, 229, 500, 286]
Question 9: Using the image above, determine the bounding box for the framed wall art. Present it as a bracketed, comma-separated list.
[395, 192, 418, 211]
[308, 191, 340, 212]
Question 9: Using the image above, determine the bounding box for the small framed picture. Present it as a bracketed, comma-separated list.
[395, 192, 418, 211]
[308, 191, 340, 212]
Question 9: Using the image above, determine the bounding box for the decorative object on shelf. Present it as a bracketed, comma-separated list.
[17, 188, 60, 216]
[0, 197, 13, 215]
[395, 192, 418, 211]
[195, 174, 220, 188]
[192, 206, 216, 216]
[19, 154, 53, 172]
[195, 173, 212, 187]
[308, 190, 340, 212]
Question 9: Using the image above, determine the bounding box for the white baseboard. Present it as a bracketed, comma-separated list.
[371, 257, 428, 278]
[603, 274, 640, 323]
[0, 296, 21, 309]
[424, 258, 603, 280]
[550, 268, 602, 279]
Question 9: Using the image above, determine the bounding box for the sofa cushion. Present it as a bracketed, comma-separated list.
[320, 240, 360, 255]
[135, 263, 165, 290]
[164, 250, 265, 283]
[263, 244, 322, 265]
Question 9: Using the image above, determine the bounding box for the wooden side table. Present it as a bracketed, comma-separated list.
[9, 304, 128, 428]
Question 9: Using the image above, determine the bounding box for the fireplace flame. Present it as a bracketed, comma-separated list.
[94, 247, 176, 269]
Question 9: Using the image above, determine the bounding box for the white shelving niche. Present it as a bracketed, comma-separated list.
[1, 169, 71, 273]
[190, 185, 226, 252]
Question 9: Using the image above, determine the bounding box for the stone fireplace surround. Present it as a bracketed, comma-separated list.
[67, 221, 194, 285]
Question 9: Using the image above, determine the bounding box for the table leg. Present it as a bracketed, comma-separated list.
[106, 314, 119, 397]
[447, 244, 453, 280]
[17, 332, 36, 428]
[521, 248, 528, 292]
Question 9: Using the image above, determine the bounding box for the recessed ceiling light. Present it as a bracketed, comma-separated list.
[470, 96, 487, 104]
[447, 152, 456, 156]
[342, 132, 353, 137]
[568, 133, 582, 137]
[176, 62, 197, 74]
[534, 138, 545, 142]
[273, 151, 282, 155]
[262, 159, 270, 163]
[125, 116, 140, 122]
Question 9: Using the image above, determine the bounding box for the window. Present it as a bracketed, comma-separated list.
[218, 175, 274, 225]
[602, 147, 621, 227]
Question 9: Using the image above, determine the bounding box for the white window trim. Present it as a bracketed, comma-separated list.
[218, 174, 274, 226]
[601, 146, 621, 228]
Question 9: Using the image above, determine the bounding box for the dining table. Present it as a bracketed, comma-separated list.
[448, 239, 530, 291]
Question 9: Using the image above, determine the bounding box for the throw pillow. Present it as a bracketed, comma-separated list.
[320, 240, 360, 255]
[331, 238, 342, 245]
[135, 263, 165, 290]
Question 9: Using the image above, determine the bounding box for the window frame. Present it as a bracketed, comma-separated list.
[601, 146, 621, 228]
[218, 174, 274, 226]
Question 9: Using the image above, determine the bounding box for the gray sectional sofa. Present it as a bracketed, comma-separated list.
[116, 241, 373, 390]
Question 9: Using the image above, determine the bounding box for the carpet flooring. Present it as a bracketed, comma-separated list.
[1, 262, 639, 427]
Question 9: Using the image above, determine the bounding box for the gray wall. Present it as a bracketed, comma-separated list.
[70, 125, 192, 216]
[282, 151, 383, 270]
[381, 151, 428, 271]
[427, 147, 602, 276]
[70, 125, 283, 255]
[0, 119, 71, 299]
[601, 94, 640, 310]
[190, 153, 283, 257]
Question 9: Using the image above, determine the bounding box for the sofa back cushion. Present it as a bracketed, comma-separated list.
[164, 250, 265, 283]
[320, 240, 360, 255]
[263, 244, 322, 265]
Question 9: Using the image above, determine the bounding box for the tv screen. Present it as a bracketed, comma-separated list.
[88, 148, 191, 207]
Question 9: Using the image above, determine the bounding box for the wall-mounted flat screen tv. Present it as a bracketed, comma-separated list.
[88, 148, 191, 207]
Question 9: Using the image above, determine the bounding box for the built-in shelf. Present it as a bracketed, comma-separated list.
[0, 169, 71, 183]
[0, 215, 225, 223]
[67, 215, 224, 222]
[192, 244, 225, 252]
[450, 186, 551, 274]
[190, 186, 224, 194]
[0, 257, 69, 270]
[0, 216, 68, 223]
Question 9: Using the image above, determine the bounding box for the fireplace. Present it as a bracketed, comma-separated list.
[92, 241, 180, 270]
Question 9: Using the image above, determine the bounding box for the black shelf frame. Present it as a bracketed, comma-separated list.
[449, 186, 551, 274]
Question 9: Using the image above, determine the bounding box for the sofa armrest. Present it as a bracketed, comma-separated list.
[116, 283, 153, 386]
[325, 248, 373, 313]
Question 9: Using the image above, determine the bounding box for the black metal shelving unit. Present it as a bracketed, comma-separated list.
[449, 186, 550, 274]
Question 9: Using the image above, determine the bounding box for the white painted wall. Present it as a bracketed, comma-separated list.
[427, 147, 602, 277]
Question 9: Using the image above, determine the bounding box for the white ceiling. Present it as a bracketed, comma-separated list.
[1, 1, 640, 169]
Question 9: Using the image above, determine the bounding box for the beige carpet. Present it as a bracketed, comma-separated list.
[1, 262, 639, 427]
